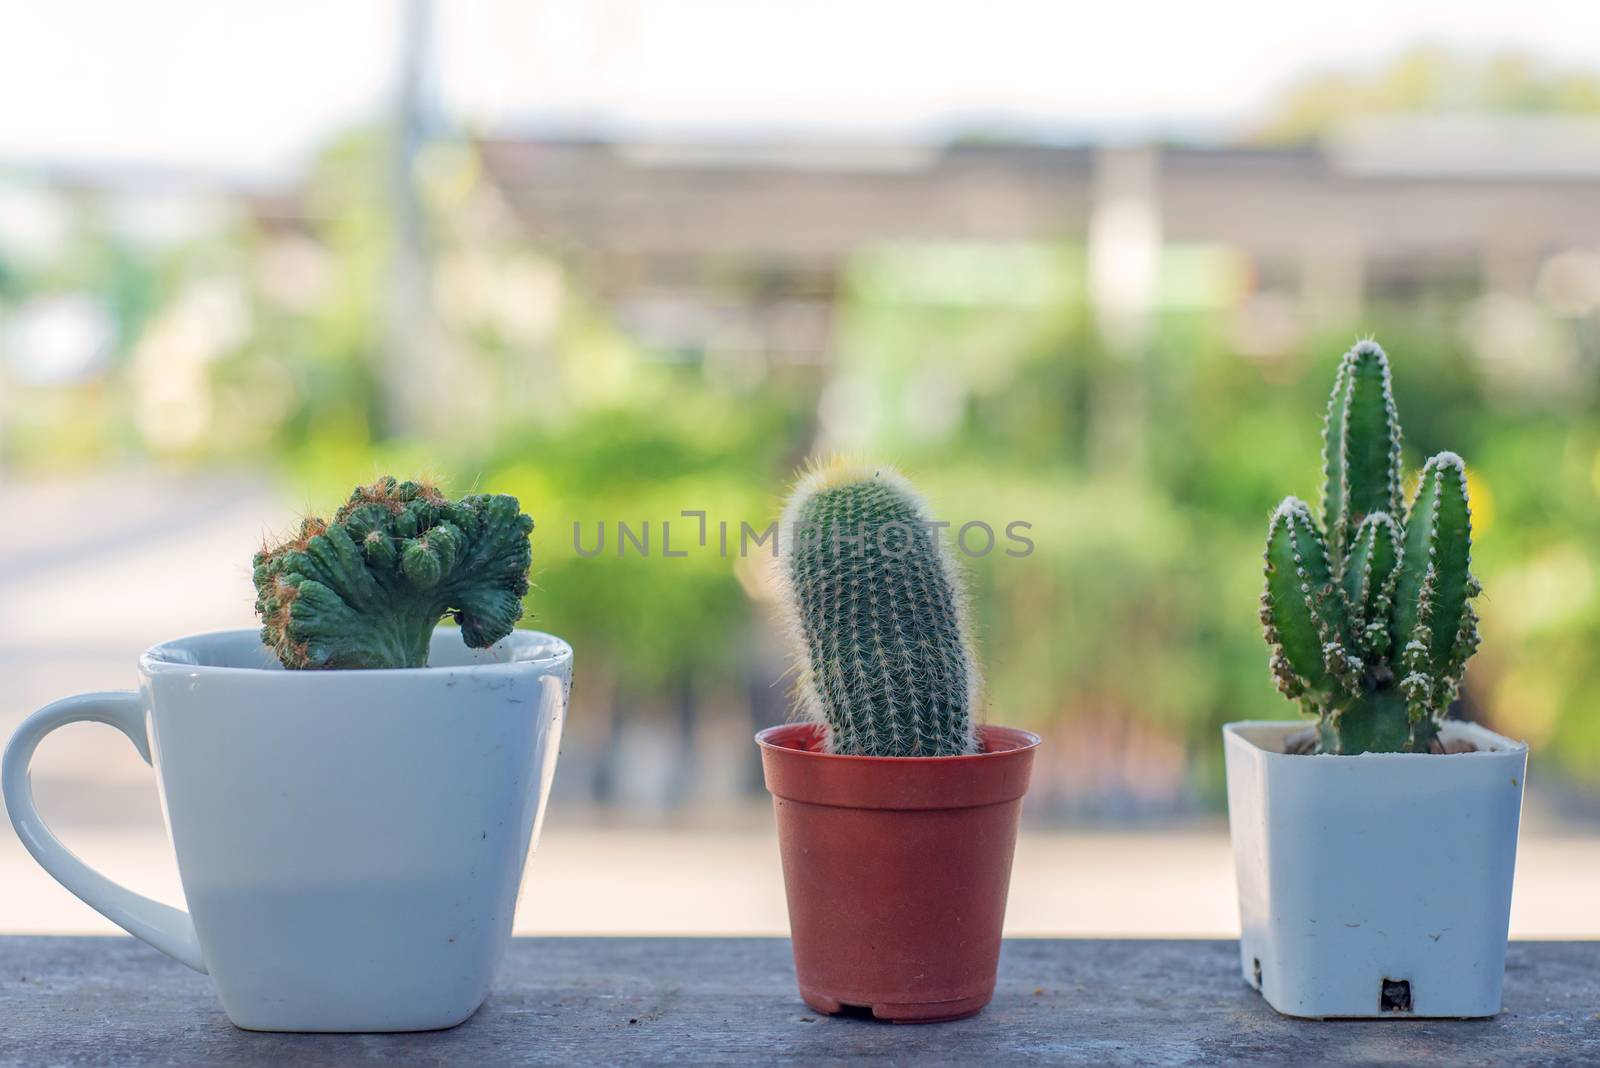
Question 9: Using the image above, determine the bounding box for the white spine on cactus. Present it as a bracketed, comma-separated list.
[774, 458, 982, 756]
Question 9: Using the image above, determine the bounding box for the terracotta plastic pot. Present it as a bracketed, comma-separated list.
[756, 722, 1040, 1023]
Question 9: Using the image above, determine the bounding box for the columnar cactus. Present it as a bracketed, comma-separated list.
[253, 477, 534, 669]
[775, 461, 980, 757]
[1260, 340, 1481, 753]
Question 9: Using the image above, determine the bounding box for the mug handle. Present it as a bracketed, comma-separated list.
[3, 692, 206, 973]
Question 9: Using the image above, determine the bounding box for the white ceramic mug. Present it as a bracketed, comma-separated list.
[2, 627, 570, 1032]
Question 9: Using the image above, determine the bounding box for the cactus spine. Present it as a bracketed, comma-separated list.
[776, 461, 980, 757]
[1260, 341, 1481, 753]
[253, 477, 534, 669]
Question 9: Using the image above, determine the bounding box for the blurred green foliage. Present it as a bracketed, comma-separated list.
[1257, 45, 1600, 143]
[4, 126, 1600, 806]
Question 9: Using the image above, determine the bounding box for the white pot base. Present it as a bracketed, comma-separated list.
[1225, 720, 1526, 1020]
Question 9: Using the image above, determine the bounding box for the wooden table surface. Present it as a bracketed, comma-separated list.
[1, 937, 1596, 1066]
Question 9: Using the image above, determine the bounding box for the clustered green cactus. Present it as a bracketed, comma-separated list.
[253, 477, 534, 669]
[776, 460, 979, 757]
[1261, 341, 1481, 754]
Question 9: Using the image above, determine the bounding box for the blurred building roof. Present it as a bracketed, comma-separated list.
[479, 132, 1600, 268]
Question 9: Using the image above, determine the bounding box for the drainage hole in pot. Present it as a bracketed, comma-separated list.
[1252, 958, 1262, 989]
[833, 1004, 877, 1022]
[1380, 979, 1412, 1013]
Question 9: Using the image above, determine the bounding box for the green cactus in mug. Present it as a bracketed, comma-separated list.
[775, 460, 980, 757]
[253, 477, 534, 670]
[1260, 340, 1481, 754]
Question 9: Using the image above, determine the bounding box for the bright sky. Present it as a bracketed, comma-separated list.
[2, 0, 1600, 179]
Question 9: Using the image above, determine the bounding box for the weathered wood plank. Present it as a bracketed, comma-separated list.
[1, 937, 1596, 1066]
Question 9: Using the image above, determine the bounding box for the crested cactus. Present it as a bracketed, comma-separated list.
[253, 477, 534, 669]
[1260, 340, 1481, 754]
[776, 461, 980, 757]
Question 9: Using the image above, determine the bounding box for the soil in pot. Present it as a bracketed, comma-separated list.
[1281, 724, 1484, 756]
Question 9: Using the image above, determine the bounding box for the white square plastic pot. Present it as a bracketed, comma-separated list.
[1223, 720, 1526, 1019]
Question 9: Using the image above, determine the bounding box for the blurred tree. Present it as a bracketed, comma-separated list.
[11, 113, 1600, 809]
[1256, 46, 1600, 143]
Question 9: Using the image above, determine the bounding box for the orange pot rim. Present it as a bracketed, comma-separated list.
[755, 722, 1040, 760]
[756, 722, 1040, 810]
